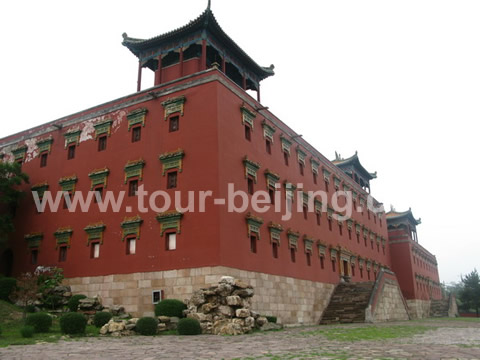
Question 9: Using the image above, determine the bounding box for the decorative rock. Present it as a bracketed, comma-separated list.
[260, 322, 283, 331]
[235, 308, 251, 318]
[108, 320, 126, 333]
[226, 295, 242, 306]
[201, 303, 217, 313]
[233, 288, 254, 298]
[245, 316, 255, 328]
[256, 316, 268, 327]
[218, 305, 234, 317]
[234, 279, 249, 289]
[190, 290, 206, 306]
[125, 323, 136, 331]
[127, 318, 138, 325]
[188, 312, 210, 322]
[158, 323, 167, 331]
[170, 316, 180, 324]
[250, 311, 260, 319]
[216, 283, 233, 297]
[99, 324, 109, 335]
[219, 276, 235, 285]
[158, 316, 171, 323]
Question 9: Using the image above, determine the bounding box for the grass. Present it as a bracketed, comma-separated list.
[299, 325, 434, 341]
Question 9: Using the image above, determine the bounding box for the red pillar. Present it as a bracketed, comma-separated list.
[179, 48, 184, 76]
[154, 55, 162, 86]
[201, 40, 207, 70]
[137, 60, 142, 92]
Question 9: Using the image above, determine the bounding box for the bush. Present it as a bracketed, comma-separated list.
[0, 277, 16, 301]
[154, 299, 186, 318]
[60, 312, 87, 335]
[177, 317, 202, 335]
[67, 294, 87, 312]
[0, 325, 2, 336]
[135, 317, 158, 336]
[25, 304, 36, 313]
[20, 325, 35, 338]
[266, 316, 277, 323]
[44, 294, 63, 310]
[93, 311, 112, 328]
[25, 312, 52, 333]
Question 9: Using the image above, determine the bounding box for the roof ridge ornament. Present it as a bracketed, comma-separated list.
[207, 0, 211, 11]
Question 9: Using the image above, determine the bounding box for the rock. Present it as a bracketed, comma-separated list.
[158, 323, 167, 331]
[190, 290, 206, 306]
[234, 279, 249, 289]
[256, 316, 268, 327]
[235, 308, 251, 318]
[216, 283, 233, 297]
[233, 288, 254, 298]
[125, 323, 136, 331]
[218, 305, 234, 317]
[260, 322, 283, 331]
[158, 316, 171, 323]
[63, 292, 72, 297]
[245, 316, 255, 328]
[110, 305, 125, 316]
[118, 313, 130, 319]
[108, 320, 126, 333]
[213, 319, 243, 336]
[170, 316, 180, 324]
[200, 321, 213, 334]
[99, 324, 109, 335]
[219, 276, 235, 285]
[226, 295, 242, 306]
[188, 312, 209, 322]
[127, 318, 138, 325]
[250, 311, 260, 319]
[201, 303, 217, 313]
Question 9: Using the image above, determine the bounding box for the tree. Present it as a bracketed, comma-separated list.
[10, 272, 39, 319]
[0, 161, 29, 245]
[460, 269, 480, 316]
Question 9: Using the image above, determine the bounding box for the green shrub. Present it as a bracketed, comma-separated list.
[0, 277, 16, 301]
[266, 315, 277, 323]
[44, 294, 63, 310]
[20, 325, 35, 338]
[135, 317, 158, 336]
[60, 312, 87, 335]
[25, 304, 36, 313]
[25, 312, 52, 333]
[177, 317, 202, 335]
[154, 299, 186, 318]
[67, 294, 87, 312]
[93, 311, 112, 328]
[0, 325, 2, 336]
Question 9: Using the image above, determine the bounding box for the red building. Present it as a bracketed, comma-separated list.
[0, 5, 441, 323]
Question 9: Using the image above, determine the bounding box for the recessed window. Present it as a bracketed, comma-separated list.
[332, 259, 336, 272]
[127, 237, 136, 255]
[63, 192, 72, 209]
[167, 171, 177, 189]
[67, 144, 76, 160]
[367, 270, 371, 280]
[313, 172, 318, 185]
[268, 188, 275, 205]
[364, 238, 368, 247]
[351, 265, 355, 277]
[328, 219, 332, 231]
[98, 135, 107, 151]
[247, 176, 254, 195]
[152, 290, 163, 304]
[265, 139, 272, 154]
[132, 126, 141, 142]
[91, 242, 100, 259]
[299, 162, 304, 176]
[348, 229, 352, 240]
[40, 153, 48, 167]
[166, 233, 176, 251]
[290, 248, 296, 263]
[283, 151, 289, 166]
[250, 235, 257, 253]
[94, 187, 103, 203]
[371, 241, 374, 250]
[303, 205, 308, 220]
[339, 225, 343, 236]
[31, 249, 38, 265]
[356, 233, 360, 243]
[360, 268, 364, 279]
[128, 179, 138, 197]
[169, 116, 179, 132]
[58, 246, 67, 262]
[316, 212, 321, 226]
[320, 256, 325, 269]
[272, 242, 278, 258]
[306, 252, 311, 266]
[245, 125, 251, 141]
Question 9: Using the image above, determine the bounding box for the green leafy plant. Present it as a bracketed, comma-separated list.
[43, 294, 63, 310]
[154, 299, 186, 318]
[135, 317, 158, 336]
[10, 272, 39, 318]
[20, 325, 35, 338]
[0, 277, 16, 301]
[25, 304, 36, 313]
[25, 312, 52, 333]
[266, 316, 277, 323]
[93, 312, 112, 328]
[67, 294, 87, 312]
[60, 312, 87, 335]
[177, 317, 202, 335]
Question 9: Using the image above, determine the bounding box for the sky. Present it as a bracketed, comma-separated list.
[0, 0, 479, 283]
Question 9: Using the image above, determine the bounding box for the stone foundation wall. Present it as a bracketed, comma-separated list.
[406, 299, 431, 319]
[370, 280, 409, 322]
[63, 266, 335, 325]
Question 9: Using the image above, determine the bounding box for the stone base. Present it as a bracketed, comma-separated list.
[369, 279, 409, 322]
[406, 299, 431, 319]
[63, 266, 335, 325]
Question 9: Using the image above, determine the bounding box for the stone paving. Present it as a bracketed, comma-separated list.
[1, 319, 479, 359]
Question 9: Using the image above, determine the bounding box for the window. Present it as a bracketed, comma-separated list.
[364, 237, 368, 247]
[265, 139, 272, 154]
[91, 242, 100, 258]
[377, 243, 380, 252]
[348, 229, 352, 240]
[367, 270, 371, 280]
[245, 125, 251, 141]
[306, 252, 311, 266]
[360, 268, 363, 278]
[247, 176, 254, 195]
[283, 151, 289, 166]
[332, 259, 336, 272]
[167, 172, 177, 189]
[320, 256, 325, 269]
[250, 235, 257, 253]
[272, 242, 278, 259]
[67, 144, 76, 160]
[303, 205, 308, 220]
[290, 248, 296, 263]
[128, 179, 138, 197]
[169, 116, 179, 132]
[98, 135, 107, 151]
[127, 237, 136, 254]
[356, 233, 360, 243]
[40, 153, 48, 167]
[328, 219, 332, 231]
[316, 212, 321, 226]
[31, 249, 38, 265]
[367, 210, 371, 220]
[299, 162, 304, 176]
[268, 188, 275, 205]
[371, 241, 374, 250]
[63, 192, 72, 209]
[132, 126, 141, 142]
[94, 187, 103, 203]
[324, 181, 329, 193]
[339, 225, 343, 236]
[152, 290, 163, 304]
[58, 246, 67, 262]
[313, 172, 318, 185]
[166, 233, 176, 251]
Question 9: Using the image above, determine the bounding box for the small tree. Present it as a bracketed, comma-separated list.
[460, 269, 480, 316]
[10, 272, 39, 318]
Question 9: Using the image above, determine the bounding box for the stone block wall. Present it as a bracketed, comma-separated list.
[63, 266, 335, 325]
[406, 299, 431, 319]
[370, 279, 409, 322]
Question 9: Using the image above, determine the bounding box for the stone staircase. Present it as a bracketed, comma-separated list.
[320, 282, 375, 324]
[430, 299, 449, 317]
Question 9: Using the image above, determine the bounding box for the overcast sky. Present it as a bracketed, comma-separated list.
[1, 1, 478, 284]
